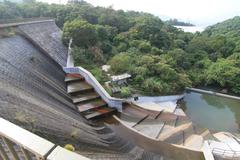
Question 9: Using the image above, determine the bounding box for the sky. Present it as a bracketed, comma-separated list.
[38, 0, 240, 27]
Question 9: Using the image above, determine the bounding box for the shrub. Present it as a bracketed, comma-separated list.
[108, 53, 132, 74]
[120, 87, 131, 98]
[64, 144, 75, 151]
[90, 67, 108, 83]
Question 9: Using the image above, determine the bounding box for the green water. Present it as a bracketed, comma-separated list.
[181, 91, 240, 133]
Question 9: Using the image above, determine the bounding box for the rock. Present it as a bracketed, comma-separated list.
[221, 89, 228, 94]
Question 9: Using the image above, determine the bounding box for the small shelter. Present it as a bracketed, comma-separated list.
[111, 73, 131, 86]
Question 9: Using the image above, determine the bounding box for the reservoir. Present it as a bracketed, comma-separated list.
[181, 91, 240, 133]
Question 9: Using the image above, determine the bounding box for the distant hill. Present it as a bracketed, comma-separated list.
[204, 16, 240, 35]
[166, 19, 195, 26]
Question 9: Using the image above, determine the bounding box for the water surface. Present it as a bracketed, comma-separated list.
[174, 26, 205, 33]
[181, 91, 240, 133]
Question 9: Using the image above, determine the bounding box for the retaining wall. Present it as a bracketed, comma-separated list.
[186, 87, 240, 101]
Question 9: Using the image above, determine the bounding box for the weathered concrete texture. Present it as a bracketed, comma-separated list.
[0, 35, 109, 148]
[18, 21, 68, 67]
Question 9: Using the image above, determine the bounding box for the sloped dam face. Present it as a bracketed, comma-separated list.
[0, 21, 165, 160]
[0, 22, 90, 142]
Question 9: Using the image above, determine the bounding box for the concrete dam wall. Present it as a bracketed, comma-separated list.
[18, 20, 68, 67]
[0, 20, 165, 159]
[0, 21, 115, 150]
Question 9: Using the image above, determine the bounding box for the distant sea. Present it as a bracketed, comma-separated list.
[174, 26, 205, 33]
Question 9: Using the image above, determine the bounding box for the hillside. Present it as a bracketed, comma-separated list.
[204, 16, 240, 35]
[203, 16, 240, 53]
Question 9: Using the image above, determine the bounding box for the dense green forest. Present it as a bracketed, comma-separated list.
[1, 0, 239, 96]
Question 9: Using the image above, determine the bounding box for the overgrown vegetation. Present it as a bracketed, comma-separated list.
[1, 0, 240, 95]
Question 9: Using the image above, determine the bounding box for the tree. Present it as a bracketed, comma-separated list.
[98, 9, 132, 32]
[62, 20, 98, 48]
[108, 53, 132, 74]
[206, 59, 240, 93]
[138, 41, 151, 53]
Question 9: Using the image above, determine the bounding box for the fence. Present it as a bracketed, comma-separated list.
[0, 117, 89, 160]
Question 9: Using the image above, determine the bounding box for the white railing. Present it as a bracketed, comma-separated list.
[0, 117, 90, 160]
[64, 67, 123, 111]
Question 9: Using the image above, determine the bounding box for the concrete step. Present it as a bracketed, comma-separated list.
[182, 125, 195, 145]
[193, 126, 208, 135]
[158, 123, 193, 141]
[200, 129, 212, 140]
[157, 112, 178, 126]
[154, 110, 164, 119]
[156, 124, 174, 140]
[184, 135, 204, 150]
[164, 130, 184, 145]
[65, 73, 84, 82]
[84, 107, 117, 120]
[133, 119, 165, 138]
[174, 108, 186, 116]
[77, 99, 107, 112]
[72, 92, 100, 104]
[193, 127, 218, 141]
[156, 123, 166, 139]
[175, 116, 191, 127]
[122, 103, 159, 119]
[67, 81, 93, 94]
[162, 122, 194, 145]
[202, 132, 220, 142]
[118, 113, 149, 128]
